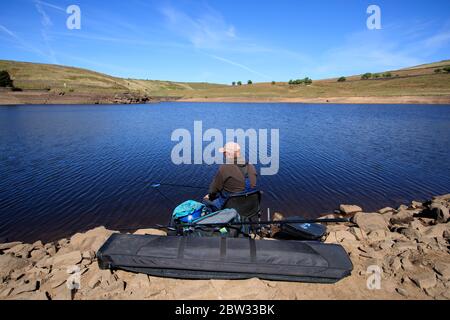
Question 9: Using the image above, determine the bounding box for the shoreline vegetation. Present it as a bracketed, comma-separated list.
[0, 194, 449, 300]
[0, 59, 450, 105]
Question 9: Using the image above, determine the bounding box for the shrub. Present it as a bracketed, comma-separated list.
[337, 76, 346, 82]
[271, 81, 276, 85]
[237, 81, 242, 86]
[443, 66, 450, 73]
[247, 80, 253, 85]
[434, 69, 442, 73]
[232, 81, 236, 86]
[361, 73, 372, 80]
[383, 72, 392, 78]
[288, 80, 293, 85]
[373, 73, 380, 78]
[0, 70, 14, 87]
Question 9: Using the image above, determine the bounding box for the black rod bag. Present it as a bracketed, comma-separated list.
[97, 234, 353, 283]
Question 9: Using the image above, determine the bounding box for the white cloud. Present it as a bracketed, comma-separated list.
[160, 5, 237, 49]
[208, 54, 272, 80]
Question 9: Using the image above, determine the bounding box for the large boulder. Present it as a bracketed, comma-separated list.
[0, 254, 31, 278]
[339, 204, 362, 215]
[353, 212, 389, 233]
[430, 203, 450, 223]
[69, 226, 116, 252]
[422, 223, 450, 239]
[390, 210, 415, 225]
[51, 251, 82, 269]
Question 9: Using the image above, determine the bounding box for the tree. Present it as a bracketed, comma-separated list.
[237, 81, 242, 86]
[0, 70, 14, 87]
[361, 73, 372, 80]
[304, 77, 312, 85]
[288, 80, 293, 85]
[271, 81, 276, 85]
[434, 69, 442, 73]
[247, 80, 253, 85]
[383, 72, 392, 78]
[232, 81, 236, 86]
[443, 67, 450, 73]
[373, 73, 380, 79]
[337, 76, 346, 82]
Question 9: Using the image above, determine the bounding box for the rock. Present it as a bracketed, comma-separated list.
[58, 239, 69, 247]
[82, 250, 96, 260]
[396, 287, 408, 297]
[13, 290, 48, 300]
[13, 280, 37, 295]
[390, 210, 415, 225]
[433, 262, 450, 280]
[393, 241, 418, 251]
[353, 212, 389, 233]
[0, 254, 31, 278]
[432, 194, 450, 202]
[0, 242, 22, 251]
[69, 226, 116, 252]
[0, 287, 14, 298]
[367, 230, 390, 242]
[430, 203, 450, 223]
[326, 230, 356, 243]
[397, 204, 408, 211]
[379, 240, 395, 250]
[378, 207, 394, 214]
[349, 227, 366, 240]
[409, 271, 437, 290]
[390, 257, 402, 271]
[51, 284, 72, 300]
[30, 249, 47, 262]
[423, 223, 450, 238]
[32, 241, 44, 250]
[10, 269, 25, 281]
[411, 201, 423, 209]
[339, 204, 362, 215]
[52, 251, 82, 268]
[133, 229, 167, 236]
[49, 271, 69, 289]
[5, 244, 33, 258]
[46, 245, 57, 256]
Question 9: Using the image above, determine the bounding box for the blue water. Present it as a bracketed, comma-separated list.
[0, 103, 449, 242]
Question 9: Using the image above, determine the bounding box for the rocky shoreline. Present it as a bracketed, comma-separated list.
[0, 90, 181, 105]
[1, 194, 449, 300]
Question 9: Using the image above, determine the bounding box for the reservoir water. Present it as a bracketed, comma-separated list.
[1, 103, 449, 242]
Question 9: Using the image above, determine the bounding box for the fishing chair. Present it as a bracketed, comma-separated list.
[222, 190, 262, 236]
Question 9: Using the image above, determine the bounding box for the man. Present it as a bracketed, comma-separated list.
[203, 142, 257, 211]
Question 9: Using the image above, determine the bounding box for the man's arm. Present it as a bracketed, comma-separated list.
[208, 167, 224, 200]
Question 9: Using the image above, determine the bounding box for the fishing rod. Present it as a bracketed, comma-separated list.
[150, 182, 206, 190]
[156, 217, 351, 230]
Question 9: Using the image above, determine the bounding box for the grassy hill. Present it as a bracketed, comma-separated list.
[1, 59, 449, 101]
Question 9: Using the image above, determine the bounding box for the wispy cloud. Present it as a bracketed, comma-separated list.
[308, 21, 450, 79]
[0, 24, 48, 58]
[33, 0, 57, 63]
[160, 4, 236, 49]
[208, 54, 272, 80]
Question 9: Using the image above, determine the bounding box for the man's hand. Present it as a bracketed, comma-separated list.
[203, 194, 210, 201]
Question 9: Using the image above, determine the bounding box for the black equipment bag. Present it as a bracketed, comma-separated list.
[275, 216, 327, 241]
[97, 234, 353, 283]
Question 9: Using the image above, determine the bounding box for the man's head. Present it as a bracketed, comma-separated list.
[219, 142, 241, 160]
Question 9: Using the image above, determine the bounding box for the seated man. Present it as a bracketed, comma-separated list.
[203, 142, 257, 211]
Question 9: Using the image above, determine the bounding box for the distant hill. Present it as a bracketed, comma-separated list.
[0, 59, 449, 102]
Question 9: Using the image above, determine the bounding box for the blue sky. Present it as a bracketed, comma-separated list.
[1, 0, 449, 83]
